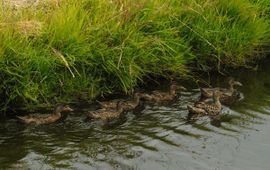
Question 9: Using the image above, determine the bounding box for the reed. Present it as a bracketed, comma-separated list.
[0, 0, 269, 111]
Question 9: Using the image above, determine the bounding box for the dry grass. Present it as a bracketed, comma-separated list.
[0, 20, 42, 35]
[2, 0, 60, 9]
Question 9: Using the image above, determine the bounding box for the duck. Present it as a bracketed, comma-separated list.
[97, 92, 144, 111]
[143, 84, 187, 102]
[16, 105, 73, 125]
[97, 98, 122, 109]
[187, 90, 222, 117]
[200, 78, 242, 105]
[88, 101, 125, 121]
[120, 92, 145, 111]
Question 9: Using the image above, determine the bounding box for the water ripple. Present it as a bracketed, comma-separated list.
[1, 69, 270, 169]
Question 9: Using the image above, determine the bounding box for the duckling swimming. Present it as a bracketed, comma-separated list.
[200, 78, 242, 105]
[97, 92, 144, 111]
[187, 90, 222, 116]
[88, 101, 125, 121]
[97, 98, 122, 109]
[16, 105, 73, 125]
[143, 84, 186, 102]
[120, 92, 145, 111]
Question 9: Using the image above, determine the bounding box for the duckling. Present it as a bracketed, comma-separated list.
[200, 78, 242, 105]
[97, 98, 122, 109]
[88, 101, 124, 121]
[97, 92, 144, 111]
[120, 92, 145, 111]
[187, 90, 222, 116]
[16, 105, 73, 125]
[144, 84, 187, 102]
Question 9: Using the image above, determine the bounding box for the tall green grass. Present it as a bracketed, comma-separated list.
[0, 0, 269, 111]
[178, 0, 270, 70]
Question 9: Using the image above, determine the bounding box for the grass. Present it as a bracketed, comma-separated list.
[179, 0, 270, 70]
[0, 0, 269, 111]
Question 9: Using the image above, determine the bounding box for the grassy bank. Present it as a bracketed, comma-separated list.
[0, 0, 269, 111]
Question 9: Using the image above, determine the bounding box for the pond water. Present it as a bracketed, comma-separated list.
[0, 60, 270, 170]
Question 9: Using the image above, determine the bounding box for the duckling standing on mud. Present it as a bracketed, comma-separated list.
[187, 90, 222, 117]
[143, 84, 187, 102]
[200, 78, 242, 105]
[88, 101, 125, 121]
[16, 105, 73, 125]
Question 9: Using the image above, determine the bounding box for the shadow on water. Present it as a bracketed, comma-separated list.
[0, 59, 270, 169]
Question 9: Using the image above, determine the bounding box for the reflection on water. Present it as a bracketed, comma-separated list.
[1, 60, 270, 170]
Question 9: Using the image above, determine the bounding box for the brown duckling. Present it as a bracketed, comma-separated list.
[187, 90, 222, 116]
[88, 101, 124, 121]
[143, 84, 187, 102]
[97, 99, 122, 109]
[97, 92, 144, 111]
[200, 78, 242, 105]
[120, 92, 145, 111]
[16, 105, 73, 125]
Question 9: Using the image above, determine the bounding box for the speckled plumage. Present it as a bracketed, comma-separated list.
[88, 101, 125, 120]
[144, 84, 186, 103]
[97, 92, 144, 111]
[187, 91, 222, 116]
[16, 105, 73, 125]
[200, 78, 242, 105]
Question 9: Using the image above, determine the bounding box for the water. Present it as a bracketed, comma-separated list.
[0, 60, 270, 170]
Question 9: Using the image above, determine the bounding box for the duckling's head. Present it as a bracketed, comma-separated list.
[228, 78, 243, 87]
[213, 90, 222, 99]
[116, 101, 125, 110]
[232, 81, 243, 87]
[134, 92, 143, 97]
[171, 84, 187, 91]
[139, 93, 153, 101]
[54, 105, 74, 114]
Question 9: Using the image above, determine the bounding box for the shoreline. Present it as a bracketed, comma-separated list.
[0, 0, 269, 112]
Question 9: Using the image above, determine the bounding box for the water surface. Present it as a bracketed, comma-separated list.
[0, 60, 270, 170]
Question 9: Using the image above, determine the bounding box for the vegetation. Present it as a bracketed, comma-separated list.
[0, 0, 269, 111]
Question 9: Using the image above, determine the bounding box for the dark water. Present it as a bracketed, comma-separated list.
[1, 61, 270, 170]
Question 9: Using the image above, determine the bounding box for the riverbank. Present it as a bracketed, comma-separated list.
[0, 0, 269, 112]
[1, 57, 270, 169]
